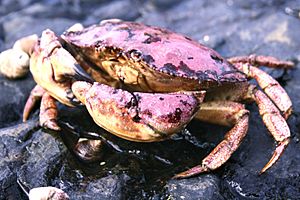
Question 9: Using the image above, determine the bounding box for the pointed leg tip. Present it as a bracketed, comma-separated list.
[42, 120, 61, 131]
[260, 138, 290, 174]
[173, 172, 191, 179]
[283, 107, 293, 120]
[22, 111, 30, 122]
[23, 106, 33, 123]
[173, 165, 209, 179]
[285, 61, 295, 69]
[259, 166, 268, 175]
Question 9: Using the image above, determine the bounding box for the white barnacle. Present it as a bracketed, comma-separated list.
[28, 187, 70, 200]
[0, 48, 29, 79]
[0, 34, 37, 79]
[17, 180, 70, 200]
[13, 34, 38, 55]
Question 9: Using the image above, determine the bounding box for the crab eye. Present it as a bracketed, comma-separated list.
[129, 49, 142, 61]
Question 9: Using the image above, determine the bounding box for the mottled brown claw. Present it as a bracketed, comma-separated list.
[72, 81, 205, 142]
[30, 29, 91, 107]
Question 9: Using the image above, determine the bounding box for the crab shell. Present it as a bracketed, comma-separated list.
[61, 20, 247, 93]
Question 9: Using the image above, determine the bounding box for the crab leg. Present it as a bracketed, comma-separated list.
[228, 56, 293, 119]
[246, 85, 290, 173]
[23, 85, 60, 130]
[23, 85, 46, 122]
[174, 101, 249, 178]
[228, 54, 294, 69]
[39, 92, 60, 131]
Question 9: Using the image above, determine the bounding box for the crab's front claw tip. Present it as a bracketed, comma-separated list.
[71, 81, 93, 104]
[73, 63, 93, 82]
[260, 138, 290, 174]
[64, 88, 81, 106]
[50, 47, 93, 83]
[173, 165, 210, 179]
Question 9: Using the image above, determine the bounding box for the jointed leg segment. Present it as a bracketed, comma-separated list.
[23, 85, 45, 122]
[246, 85, 290, 173]
[175, 101, 249, 178]
[228, 54, 294, 69]
[39, 92, 60, 131]
[234, 62, 292, 119]
[229, 54, 294, 119]
[228, 55, 292, 173]
[23, 85, 60, 131]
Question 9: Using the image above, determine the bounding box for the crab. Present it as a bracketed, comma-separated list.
[12, 19, 293, 178]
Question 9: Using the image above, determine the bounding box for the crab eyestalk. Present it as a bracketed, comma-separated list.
[72, 81, 205, 142]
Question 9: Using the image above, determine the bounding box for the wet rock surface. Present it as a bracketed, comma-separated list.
[0, 0, 300, 199]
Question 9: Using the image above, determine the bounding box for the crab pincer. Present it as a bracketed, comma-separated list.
[72, 81, 206, 141]
[23, 29, 93, 130]
[29, 29, 92, 107]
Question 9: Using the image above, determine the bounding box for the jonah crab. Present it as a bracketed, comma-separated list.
[2, 19, 294, 178]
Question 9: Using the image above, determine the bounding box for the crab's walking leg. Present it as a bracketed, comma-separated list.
[229, 57, 293, 119]
[246, 85, 290, 173]
[23, 85, 46, 122]
[23, 85, 60, 130]
[228, 54, 294, 69]
[174, 101, 249, 178]
[39, 92, 60, 131]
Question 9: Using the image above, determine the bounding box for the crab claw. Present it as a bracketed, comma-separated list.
[72, 81, 205, 142]
[30, 29, 92, 107]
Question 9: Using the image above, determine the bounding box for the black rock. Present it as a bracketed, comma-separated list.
[84, 0, 142, 25]
[0, 76, 35, 128]
[166, 174, 224, 200]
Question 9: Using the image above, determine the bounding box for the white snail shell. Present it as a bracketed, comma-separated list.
[13, 34, 38, 56]
[66, 23, 84, 32]
[0, 48, 29, 79]
[0, 34, 38, 79]
[28, 186, 70, 200]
